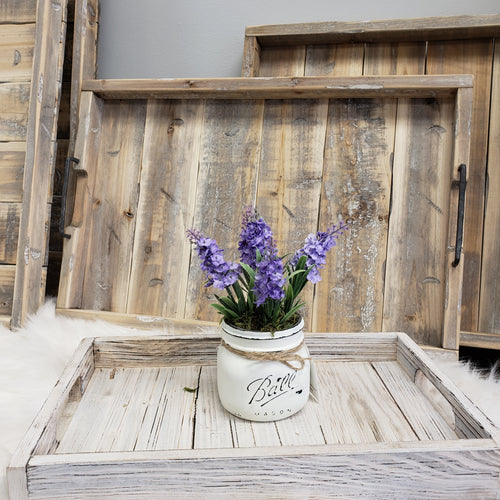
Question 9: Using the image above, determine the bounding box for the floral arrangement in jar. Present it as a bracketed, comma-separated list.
[187, 206, 348, 421]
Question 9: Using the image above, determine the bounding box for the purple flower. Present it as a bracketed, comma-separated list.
[253, 250, 286, 306]
[291, 223, 348, 284]
[238, 206, 274, 269]
[187, 229, 239, 289]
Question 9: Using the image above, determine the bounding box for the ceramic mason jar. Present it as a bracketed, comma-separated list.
[217, 318, 310, 422]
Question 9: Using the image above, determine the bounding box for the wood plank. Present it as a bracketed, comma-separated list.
[372, 361, 457, 440]
[11, 0, 69, 328]
[79, 100, 147, 312]
[305, 43, 364, 76]
[184, 99, 264, 322]
[57, 91, 103, 309]
[25, 443, 500, 499]
[82, 75, 473, 100]
[312, 97, 394, 333]
[246, 15, 500, 45]
[193, 365, 234, 449]
[479, 42, 500, 334]
[0, 264, 15, 315]
[256, 97, 328, 329]
[0, 202, 20, 264]
[315, 361, 417, 444]
[241, 35, 261, 77]
[0, 82, 30, 141]
[460, 331, 500, 350]
[0, 24, 35, 82]
[442, 87, 473, 350]
[0, 1, 36, 23]
[0, 142, 25, 202]
[257, 46, 306, 77]
[135, 366, 199, 451]
[382, 97, 455, 347]
[69, 0, 99, 154]
[126, 99, 204, 318]
[56, 308, 220, 334]
[427, 39, 494, 334]
[7, 338, 94, 500]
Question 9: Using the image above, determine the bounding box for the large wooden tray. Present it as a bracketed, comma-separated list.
[8, 326, 500, 499]
[241, 14, 500, 349]
[57, 75, 472, 350]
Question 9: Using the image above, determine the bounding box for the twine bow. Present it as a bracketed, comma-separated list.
[220, 339, 310, 370]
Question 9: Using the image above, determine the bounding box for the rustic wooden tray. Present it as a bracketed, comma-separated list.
[8, 326, 500, 499]
[56, 75, 472, 352]
[241, 14, 500, 349]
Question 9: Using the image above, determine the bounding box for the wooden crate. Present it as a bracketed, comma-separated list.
[241, 14, 500, 349]
[8, 325, 500, 499]
[56, 76, 472, 351]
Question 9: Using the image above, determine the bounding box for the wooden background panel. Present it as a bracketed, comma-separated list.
[426, 39, 494, 334]
[185, 99, 264, 322]
[0, 266, 15, 315]
[127, 99, 205, 318]
[0, 24, 35, 82]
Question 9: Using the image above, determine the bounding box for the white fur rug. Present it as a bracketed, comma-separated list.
[1, 300, 499, 499]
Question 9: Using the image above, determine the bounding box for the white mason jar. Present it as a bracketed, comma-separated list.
[217, 318, 310, 422]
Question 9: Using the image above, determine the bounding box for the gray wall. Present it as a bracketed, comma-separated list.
[97, 0, 499, 79]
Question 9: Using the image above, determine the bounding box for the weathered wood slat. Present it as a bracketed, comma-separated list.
[315, 361, 418, 443]
[245, 15, 500, 45]
[82, 75, 473, 99]
[372, 361, 457, 440]
[184, 99, 264, 322]
[56, 91, 103, 309]
[0, 82, 30, 142]
[126, 99, 204, 318]
[135, 367, 199, 451]
[0, 1, 37, 23]
[313, 97, 393, 333]
[0, 24, 35, 82]
[25, 443, 500, 500]
[0, 264, 15, 315]
[256, 97, 328, 329]
[0, 142, 25, 202]
[79, 100, 147, 312]
[479, 42, 500, 335]
[0, 202, 20, 264]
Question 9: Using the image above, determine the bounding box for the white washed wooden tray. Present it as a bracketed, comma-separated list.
[8, 329, 500, 499]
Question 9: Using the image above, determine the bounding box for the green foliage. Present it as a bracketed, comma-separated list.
[213, 255, 310, 332]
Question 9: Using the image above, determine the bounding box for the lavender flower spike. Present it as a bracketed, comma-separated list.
[187, 229, 239, 289]
[291, 222, 349, 284]
[253, 250, 286, 306]
[238, 206, 274, 269]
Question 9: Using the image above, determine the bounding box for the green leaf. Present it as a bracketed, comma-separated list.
[211, 303, 239, 319]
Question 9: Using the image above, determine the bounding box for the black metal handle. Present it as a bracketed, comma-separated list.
[452, 164, 467, 267]
[59, 156, 80, 239]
